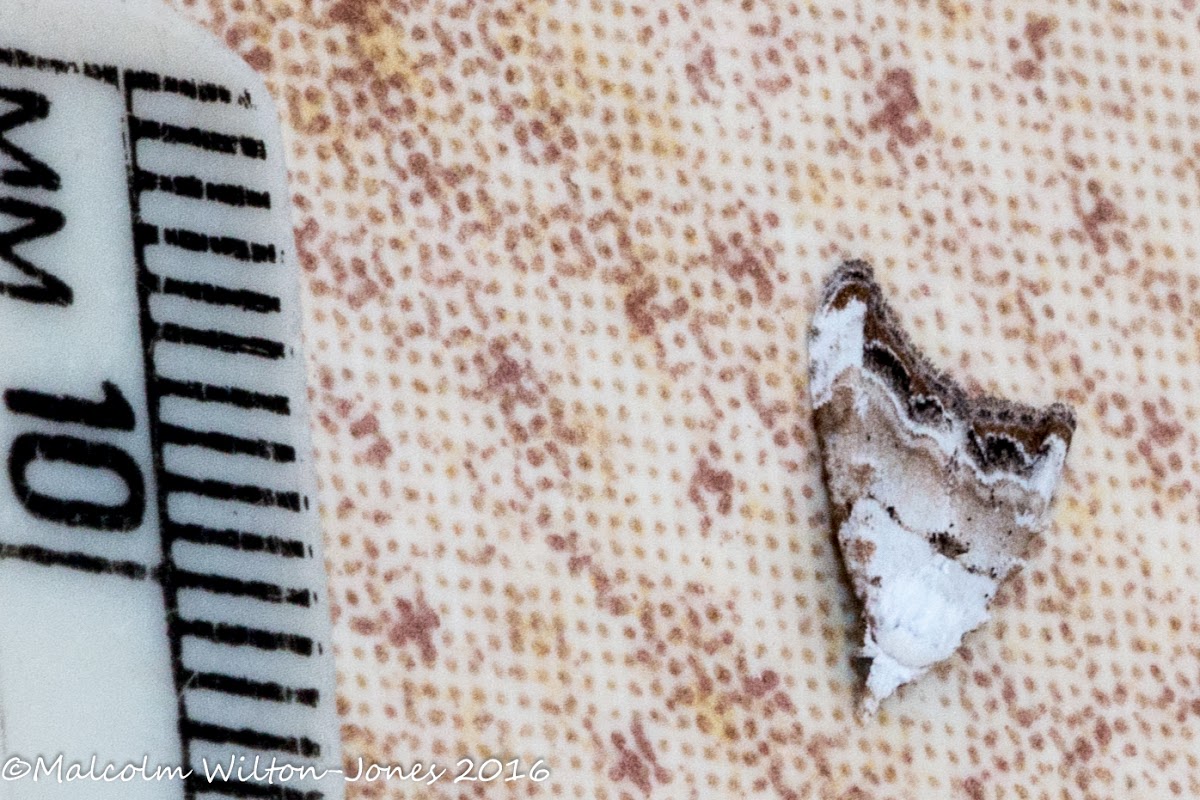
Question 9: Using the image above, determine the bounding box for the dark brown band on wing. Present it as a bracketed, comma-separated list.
[818, 260, 1076, 475]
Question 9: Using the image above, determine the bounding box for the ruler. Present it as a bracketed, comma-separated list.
[0, 2, 341, 798]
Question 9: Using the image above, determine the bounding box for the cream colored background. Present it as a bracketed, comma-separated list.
[172, 1, 1199, 797]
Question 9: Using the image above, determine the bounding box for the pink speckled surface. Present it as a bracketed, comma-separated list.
[174, 1, 1199, 797]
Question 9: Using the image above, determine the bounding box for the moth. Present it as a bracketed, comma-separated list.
[808, 261, 1075, 714]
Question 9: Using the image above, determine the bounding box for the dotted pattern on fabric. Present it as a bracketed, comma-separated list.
[174, 1, 1200, 797]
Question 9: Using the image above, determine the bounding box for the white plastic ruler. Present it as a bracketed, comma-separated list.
[0, 2, 341, 798]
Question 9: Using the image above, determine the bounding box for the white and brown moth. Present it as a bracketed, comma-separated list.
[809, 261, 1076, 714]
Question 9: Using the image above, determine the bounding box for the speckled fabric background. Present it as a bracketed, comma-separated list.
[170, 0, 1198, 797]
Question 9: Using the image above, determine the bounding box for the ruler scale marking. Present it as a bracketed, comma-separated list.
[182, 721, 322, 759]
[154, 321, 288, 360]
[156, 377, 292, 415]
[161, 472, 303, 511]
[154, 276, 283, 315]
[136, 168, 272, 209]
[123, 64, 199, 800]
[129, 68, 325, 792]
[165, 521, 309, 559]
[130, 116, 267, 160]
[0, 542, 152, 580]
[162, 227, 278, 263]
[0, 19, 338, 798]
[161, 422, 296, 462]
[174, 569, 313, 607]
[176, 619, 315, 656]
[181, 670, 320, 707]
[190, 776, 324, 800]
[0, 45, 119, 85]
[126, 69, 232, 103]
